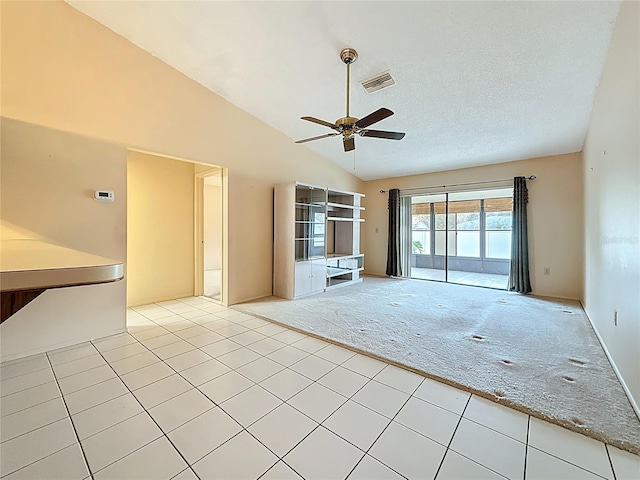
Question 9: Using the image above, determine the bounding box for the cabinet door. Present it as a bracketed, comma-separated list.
[295, 261, 312, 297]
[310, 259, 327, 293]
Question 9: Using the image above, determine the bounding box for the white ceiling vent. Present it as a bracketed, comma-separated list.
[361, 71, 396, 94]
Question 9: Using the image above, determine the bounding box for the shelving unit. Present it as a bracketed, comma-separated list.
[274, 182, 365, 299]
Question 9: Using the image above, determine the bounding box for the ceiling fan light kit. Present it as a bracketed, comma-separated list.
[295, 48, 405, 152]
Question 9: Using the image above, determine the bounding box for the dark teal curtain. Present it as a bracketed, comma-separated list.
[386, 188, 402, 276]
[508, 177, 532, 293]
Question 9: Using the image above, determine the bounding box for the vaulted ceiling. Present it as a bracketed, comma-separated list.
[67, 1, 620, 181]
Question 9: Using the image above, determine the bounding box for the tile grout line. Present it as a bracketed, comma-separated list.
[0, 371, 57, 397]
[0, 363, 52, 382]
[527, 442, 615, 478]
[61, 377, 129, 416]
[605, 444, 617, 480]
[434, 398, 514, 480]
[523, 415, 531, 480]
[432, 393, 472, 480]
[45, 352, 95, 480]
[90, 340, 203, 480]
[459, 411, 529, 445]
[0, 380, 61, 417]
[0, 367, 89, 478]
[2, 348, 132, 416]
[0, 395, 81, 445]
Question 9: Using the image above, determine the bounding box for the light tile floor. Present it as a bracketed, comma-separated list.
[2, 296, 638, 480]
[204, 269, 221, 302]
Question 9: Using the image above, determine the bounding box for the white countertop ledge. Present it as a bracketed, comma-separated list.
[1, 239, 124, 292]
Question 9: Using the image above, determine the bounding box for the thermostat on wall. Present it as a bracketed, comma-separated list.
[94, 190, 115, 202]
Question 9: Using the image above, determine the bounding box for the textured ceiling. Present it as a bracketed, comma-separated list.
[67, 1, 620, 181]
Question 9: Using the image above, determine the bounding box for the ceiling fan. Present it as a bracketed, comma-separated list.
[295, 48, 405, 152]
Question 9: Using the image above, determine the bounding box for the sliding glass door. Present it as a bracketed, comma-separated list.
[403, 188, 512, 289]
[408, 194, 446, 282]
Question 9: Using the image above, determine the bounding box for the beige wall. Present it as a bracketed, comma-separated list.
[0, 0, 362, 305]
[362, 153, 584, 300]
[127, 151, 195, 306]
[0, 118, 127, 361]
[582, 1, 639, 410]
[204, 183, 223, 271]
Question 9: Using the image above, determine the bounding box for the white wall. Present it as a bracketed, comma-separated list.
[0, 118, 127, 361]
[362, 153, 584, 300]
[582, 1, 640, 411]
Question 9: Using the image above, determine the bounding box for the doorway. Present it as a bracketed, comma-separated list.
[402, 187, 513, 289]
[127, 151, 227, 307]
[194, 167, 226, 304]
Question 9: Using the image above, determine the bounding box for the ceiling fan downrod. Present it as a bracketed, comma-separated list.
[340, 48, 358, 119]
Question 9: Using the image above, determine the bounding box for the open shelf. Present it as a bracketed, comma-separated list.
[327, 254, 364, 271]
[327, 217, 365, 222]
[327, 202, 365, 211]
[326, 272, 363, 289]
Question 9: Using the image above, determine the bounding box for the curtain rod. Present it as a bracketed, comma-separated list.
[379, 175, 536, 194]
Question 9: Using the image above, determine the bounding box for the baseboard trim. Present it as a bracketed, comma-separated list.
[580, 300, 640, 421]
[361, 271, 387, 278]
[232, 293, 273, 306]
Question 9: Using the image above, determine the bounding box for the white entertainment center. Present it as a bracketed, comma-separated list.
[274, 182, 365, 299]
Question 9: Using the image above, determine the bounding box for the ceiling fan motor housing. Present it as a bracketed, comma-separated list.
[336, 116, 359, 136]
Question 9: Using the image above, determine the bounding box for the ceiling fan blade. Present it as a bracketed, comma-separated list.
[355, 107, 394, 128]
[343, 136, 355, 152]
[301, 116, 338, 129]
[295, 133, 339, 144]
[359, 130, 405, 140]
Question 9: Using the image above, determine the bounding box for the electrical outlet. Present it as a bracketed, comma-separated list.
[543, 267, 551, 275]
[614, 310, 618, 326]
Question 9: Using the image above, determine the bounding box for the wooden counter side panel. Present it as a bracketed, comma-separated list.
[1, 290, 46, 324]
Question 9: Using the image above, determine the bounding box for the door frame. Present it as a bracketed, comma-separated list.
[194, 166, 229, 306]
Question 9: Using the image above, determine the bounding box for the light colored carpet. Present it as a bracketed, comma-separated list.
[236, 276, 640, 454]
